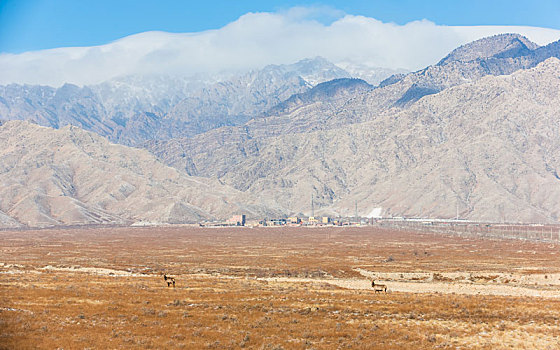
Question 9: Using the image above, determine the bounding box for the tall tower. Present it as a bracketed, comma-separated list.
[355, 200, 358, 223]
[311, 195, 315, 217]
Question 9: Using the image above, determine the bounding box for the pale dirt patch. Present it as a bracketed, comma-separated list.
[0, 307, 33, 314]
[38, 265, 142, 276]
[66, 297, 106, 305]
[1, 263, 142, 277]
[0, 269, 41, 274]
[260, 271, 560, 298]
[355, 268, 560, 286]
[6, 263, 559, 298]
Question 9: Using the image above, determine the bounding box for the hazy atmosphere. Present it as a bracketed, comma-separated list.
[2, 1, 560, 349]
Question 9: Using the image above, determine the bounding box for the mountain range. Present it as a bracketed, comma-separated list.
[0, 120, 284, 227]
[147, 34, 560, 222]
[0, 57, 368, 146]
[1, 33, 560, 227]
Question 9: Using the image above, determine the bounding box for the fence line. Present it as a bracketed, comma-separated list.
[374, 220, 560, 243]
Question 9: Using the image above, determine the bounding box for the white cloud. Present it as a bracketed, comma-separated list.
[0, 7, 558, 87]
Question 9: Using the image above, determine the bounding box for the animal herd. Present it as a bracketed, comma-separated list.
[162, 273, 387, 292]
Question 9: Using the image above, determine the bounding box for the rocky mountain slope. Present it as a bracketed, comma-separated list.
[0, 77, 197, 146]
[331, 57, 560, 222]
[0, 121, 282, 228]
[158, 58, 351, 140]
[266, 78, 373, 116]
[0, 83, 114, 136]
[148, 58, 560, 223]
[8, 34, 552, 149]
[334, 62, 409, 86]
[146, 77, 375, 171]
[0, 57, 351, 146]
[3, 34, 560, 225]
[381, 34, 560, 107]
[436, 33, 539, 65]
[149, 34, 560, 162]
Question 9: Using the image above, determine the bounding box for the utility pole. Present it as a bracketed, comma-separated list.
[355, 200, 358, 223]
[311, 195, 314, 218]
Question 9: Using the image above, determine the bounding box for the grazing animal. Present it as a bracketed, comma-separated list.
[372, 280, 387, 293]
[163, 274, 176, 288]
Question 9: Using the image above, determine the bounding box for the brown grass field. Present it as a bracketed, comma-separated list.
[1, 226, 560, 349]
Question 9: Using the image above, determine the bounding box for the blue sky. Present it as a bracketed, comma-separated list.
[1, 0, 559, 53]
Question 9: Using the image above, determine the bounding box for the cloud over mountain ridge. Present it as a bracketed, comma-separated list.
[1, 7, 559, 86]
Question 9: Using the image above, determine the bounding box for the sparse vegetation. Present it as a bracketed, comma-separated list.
[1, 226, 559, 349]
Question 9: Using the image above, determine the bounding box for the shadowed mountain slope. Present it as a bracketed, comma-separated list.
[149, 34, 560, 166]
[378, 34, 560, 107]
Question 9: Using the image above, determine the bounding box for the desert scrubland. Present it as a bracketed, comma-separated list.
[1, 226, 560, 349]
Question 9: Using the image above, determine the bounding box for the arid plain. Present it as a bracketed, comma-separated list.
[1, 226, 560, 349]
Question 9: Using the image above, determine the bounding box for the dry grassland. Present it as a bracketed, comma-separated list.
[1, 226, 560, 349]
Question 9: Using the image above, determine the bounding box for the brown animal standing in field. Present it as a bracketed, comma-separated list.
[163, 274, 176, 288]
[372, 280, 387, 293]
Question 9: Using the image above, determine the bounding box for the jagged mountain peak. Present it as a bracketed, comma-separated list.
[53, 83, 95, 100]
[374, 33, 559, 108]
[267, 78, 372, 116]
[295, 78, 373, 101]
[437, 33, 539, 66]
[266, 56, 339, 71]
[260, 56, 351, 86]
